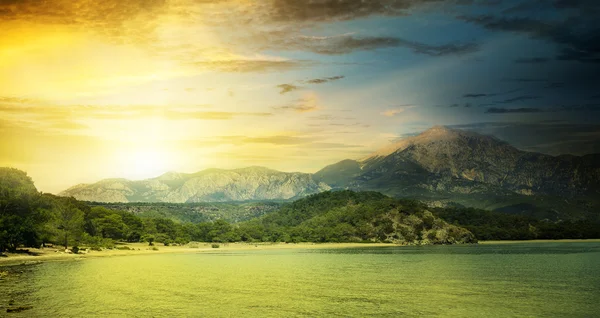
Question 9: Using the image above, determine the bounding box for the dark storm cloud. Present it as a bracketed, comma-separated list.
[264, 0, 477, 23]
[458, 14, 600, 63]
[502, 1, 547, 14]
[485, 107, 543, 114]
[268, 34, 479, 56]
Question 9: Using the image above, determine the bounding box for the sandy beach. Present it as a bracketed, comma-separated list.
[0, 242, 395, 266]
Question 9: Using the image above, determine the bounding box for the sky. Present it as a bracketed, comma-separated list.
[1, 0, 599, 193]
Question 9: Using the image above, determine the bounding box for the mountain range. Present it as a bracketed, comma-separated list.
[60, 126, 600, 220]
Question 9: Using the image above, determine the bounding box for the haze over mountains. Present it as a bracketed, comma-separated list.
[60, 166, 330, 203]
[60, 126, 600, 220]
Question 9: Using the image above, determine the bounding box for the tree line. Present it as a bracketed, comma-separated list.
[2, 167, 599, 253]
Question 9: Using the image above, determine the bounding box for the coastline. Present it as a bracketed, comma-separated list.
[2, 239, 599, 266]
[0, 242, 395, 266]
[478, 239, 600, 244]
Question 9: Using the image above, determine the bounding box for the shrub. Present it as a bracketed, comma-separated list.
[72, 246, 80, 254]
[211, 243, 220, 248]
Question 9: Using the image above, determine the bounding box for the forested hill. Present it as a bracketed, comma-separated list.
[237, 191, 477, 244]
[2, 167, 599, 253]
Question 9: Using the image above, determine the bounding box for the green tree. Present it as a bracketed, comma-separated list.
[52, 199, 85, 249]
[93, 214, 128, 240]
[0, 168, 47, 252]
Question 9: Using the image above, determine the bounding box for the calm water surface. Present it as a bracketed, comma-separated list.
[1, 242, 599, 317]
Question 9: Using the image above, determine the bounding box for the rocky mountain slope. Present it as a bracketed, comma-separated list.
[60, 126, 599, 219]
[60, 166, 330, 203]
[314, 126, 600, 219]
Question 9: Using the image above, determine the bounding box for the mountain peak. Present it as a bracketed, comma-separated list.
[420, 125, 454, 135]
[362, 126, 479, 161]
[155, 171, 185, 181]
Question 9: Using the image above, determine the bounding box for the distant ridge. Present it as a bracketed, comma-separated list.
[60, 167, 330, 203]
[60, 126, 600, 220]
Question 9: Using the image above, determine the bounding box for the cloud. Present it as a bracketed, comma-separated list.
[462, 89, 523, 99]
[241, 135, 312, 145]
[557, 103, 600, 112]
[285, 34, 479, 56]
[304, 76, 345, 84]
[277, 84, 301, 94]
[485, 107, 543, 114]
[259, 0, 479, 24]
[463, 93, 493, 98]
[200, 134, 362, 150]
[0, 102, 271, 124]
[164, 111, 272, 120]
[514, 57, 550, 64]
[543, 82, 565, 89]
[496, 95, 541, 104]
[447, 103, 472, 108]
[458, 14, 600, 63]
[261, 0, 416, 23]
[0, 0, 169, 46]
[273, 94, 319, 113]
[381, 105, 416, 116]
[0, 96, 39, 104]
[309, 115, 335, 121]
[193, 59, 312, 73]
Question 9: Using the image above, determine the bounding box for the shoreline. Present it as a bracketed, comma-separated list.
[0, 242, 395, 266]
[478, 239, 600, 244]
[2, 239, 599, 266]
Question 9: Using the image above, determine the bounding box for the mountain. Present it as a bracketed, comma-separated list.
[315, 126, 600, 220]
[60, 126, 599, 220]
[60, 166, 330, 203]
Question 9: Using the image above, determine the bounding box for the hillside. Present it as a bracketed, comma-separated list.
[57, 126, 600, 221]
[90, 201, 282, 223]
[60, 166, 330, 203]
[238, 190, 477, 244]
[315, 126, 600, 220]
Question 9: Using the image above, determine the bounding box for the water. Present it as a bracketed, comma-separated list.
[2, 242, 599, 317]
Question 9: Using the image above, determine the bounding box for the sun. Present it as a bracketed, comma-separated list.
[116, 148, 172, 180]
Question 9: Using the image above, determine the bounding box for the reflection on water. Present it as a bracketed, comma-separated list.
[1, 242, 599, 317]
